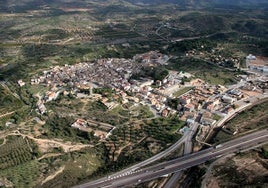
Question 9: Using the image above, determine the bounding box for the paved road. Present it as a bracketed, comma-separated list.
[163, 123, 198, 188]
[73, 127, 193, 188]
[163, 143, 191, 188]
[73, 80, 267, 188]
[73, 130, 268, 188]
[72, 123, 198, 188]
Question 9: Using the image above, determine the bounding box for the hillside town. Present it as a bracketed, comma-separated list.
[1, 1, 268, 188]
[27, 51, 268, 143]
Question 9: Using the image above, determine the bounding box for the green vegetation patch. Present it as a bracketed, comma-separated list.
[225, 100, 268, 132]
[0, 160, 42, 188]
[0, 82, 37, 126]
[0, 136, 40, 170]
[0, 147, 102, 188]
[94, 116, 184, 175]
[212, 100, 268, 144]
[173, 87, 194, 97]
[211, 129, 233, 144]
[39, 148, 102, 188]
[179, 14, 230, 36]
[260, 144, 268, 159]
[42, 115, 97, 144]
[97, 24, 141, 40]
[168, 57, 239, 85]
[131, 66, 169, 81]
[0, 85, 23, 113]
[43, 29, 70, 41]
[167, 38, 217, 54]
[144, 116, 184, 143]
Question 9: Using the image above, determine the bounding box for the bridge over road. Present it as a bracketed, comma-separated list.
[74, 129, 268, 188]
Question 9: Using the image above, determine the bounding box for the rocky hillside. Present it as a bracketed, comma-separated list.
[202, 146, 268, 187]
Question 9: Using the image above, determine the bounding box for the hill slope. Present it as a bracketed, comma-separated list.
[126, 0, 268, 7]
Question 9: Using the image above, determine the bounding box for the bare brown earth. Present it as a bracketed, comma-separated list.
[0, 111, 15, 118]
[7, 131, 92, 153]
[41, 166, 65, 185]
[250, 56, 268, 66]
[202, 150, 268, 188]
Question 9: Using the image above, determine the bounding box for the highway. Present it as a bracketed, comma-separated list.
[163, 142, 190, 188]
[163, 122, 197, 188]
[73, 129, 268, 188]
[72, 123, 197, 188]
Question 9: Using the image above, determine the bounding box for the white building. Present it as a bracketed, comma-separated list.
[246, 54, 256, 60]
[222, 95, 235, 104]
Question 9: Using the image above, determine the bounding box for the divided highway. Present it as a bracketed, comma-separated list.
[73, 122, 199, 188]
[163, 122, 198, 188]
[74, 130, 268, 188]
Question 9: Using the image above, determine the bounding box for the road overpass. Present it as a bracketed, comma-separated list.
[73, 129, 268, 188]
[163, 122, 198, 188]
[81, 122, 198, 187]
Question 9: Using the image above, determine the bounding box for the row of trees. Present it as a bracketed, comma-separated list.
[0, 136, 39, 170]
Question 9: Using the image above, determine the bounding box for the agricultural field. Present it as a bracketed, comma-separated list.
[0, 139, 102, 188]
[0, 136, 39, 170]
[95, 116, 184, 175]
